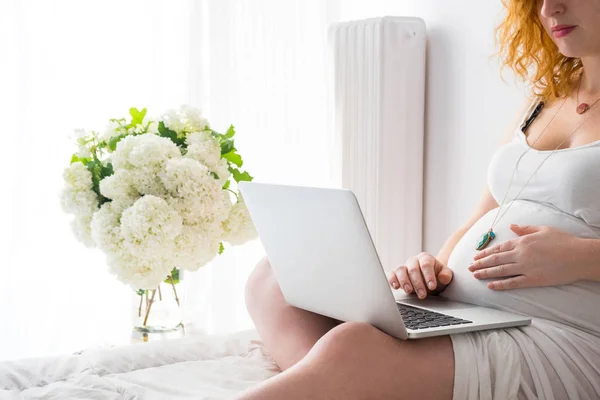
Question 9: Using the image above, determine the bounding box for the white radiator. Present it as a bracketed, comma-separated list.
[329, 16, 426, 273]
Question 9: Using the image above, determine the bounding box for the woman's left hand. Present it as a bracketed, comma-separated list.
[468, 224, 586, 290]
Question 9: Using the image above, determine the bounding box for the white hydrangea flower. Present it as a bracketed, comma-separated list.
[180, 105, 209, 132]
[129, 124, 147, 135]
[70, 129, 95, 159]
[162, 106, 209, 134]
[76, 146, 92, 159]
[112, 134, 181, 171]
[172, 225, 221, 271]
[162, 108, 186, 133]
[160, 158, 232, 225]
[185, 131, 221, 166]
[146, 119, 159, 134]
[91, 200, 129, 254]
[222, 195, 258, 245]
[186, 131, 231, 185]
[160, 158, 211, 197]
[107, 251, 174, 290]
[129, 168, 168, 198]
[64, 106, 254, 289]
[70, 214, 95, 247]
[110, 134, 180, 197]
[99, 170, 139, 203]
[186, 131, 215, 149]
[92, 196, 181, 289]
[120, 195, 182, 260]
[99, 120, 122, 143]
[60, 162, 99, 216]
[211, 158, 232, 185]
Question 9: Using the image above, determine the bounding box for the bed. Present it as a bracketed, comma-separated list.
[0, 329, 280, 399]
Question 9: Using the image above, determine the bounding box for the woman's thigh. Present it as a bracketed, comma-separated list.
[245, 256, 343, 371]
[300, 321, 455, 400]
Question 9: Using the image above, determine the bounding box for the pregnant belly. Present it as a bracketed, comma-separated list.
[439, 199, 600, 332]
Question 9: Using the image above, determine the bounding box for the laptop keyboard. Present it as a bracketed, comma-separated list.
[396, 303, 473, 330]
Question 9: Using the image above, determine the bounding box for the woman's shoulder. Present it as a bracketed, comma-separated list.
[497, 96, 539, 145]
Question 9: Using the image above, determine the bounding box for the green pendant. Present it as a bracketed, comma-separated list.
[476, 230, 496, 250]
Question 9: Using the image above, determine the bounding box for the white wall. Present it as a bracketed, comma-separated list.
[337, 0, 529, 255]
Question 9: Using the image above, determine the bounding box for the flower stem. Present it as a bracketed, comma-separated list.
[138, 293, 143, 317]
[225, 188, 239, 201]
[142, 289, 157, 326]
[168, 275, 180, 307]
[158, 284, 162, 301]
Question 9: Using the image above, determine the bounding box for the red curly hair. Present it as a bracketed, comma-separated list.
[495, 0, 583, 104]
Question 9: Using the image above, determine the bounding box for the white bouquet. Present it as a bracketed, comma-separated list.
[61, 106, 258, 292]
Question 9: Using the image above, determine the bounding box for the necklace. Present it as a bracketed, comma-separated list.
[576, 75, 600, 114]
[476, 96, 600, 250]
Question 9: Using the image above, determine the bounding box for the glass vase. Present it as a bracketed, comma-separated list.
[131, 273, 185, 340]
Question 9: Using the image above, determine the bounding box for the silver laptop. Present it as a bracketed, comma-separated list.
[238, 181, 531, 339]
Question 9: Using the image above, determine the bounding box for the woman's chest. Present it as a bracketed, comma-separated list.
[488, 141, 600, 229]
[524, 100, 600, 151]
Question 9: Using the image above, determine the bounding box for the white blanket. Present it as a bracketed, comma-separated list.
[0, 329, 280, 400]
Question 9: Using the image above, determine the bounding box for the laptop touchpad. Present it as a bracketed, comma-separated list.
[398, 296, 474, 311]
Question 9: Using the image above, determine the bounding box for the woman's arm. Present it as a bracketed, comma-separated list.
[574, 238, 600, 282]
[390, 98, 534, 294]
[436, 97, 534, 266]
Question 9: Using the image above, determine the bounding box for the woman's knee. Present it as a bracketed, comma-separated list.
[306, 321, 381, 365]
[245, 256, 277, 311]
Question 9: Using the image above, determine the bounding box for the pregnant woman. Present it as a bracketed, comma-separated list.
[238, 0, 600, 398]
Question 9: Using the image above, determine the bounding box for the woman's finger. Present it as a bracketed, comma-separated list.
[468, 250, 516, 272]
[488, 275, 530, 290]
[394, 265, 413, 294]
[473, 239, 515, 261]
[407, 257, 427, 299]
[473, 263, 519, 280]
[418, 255, 437, 291]
[387, 270, 400, 290]
[437, 266, 454, 286]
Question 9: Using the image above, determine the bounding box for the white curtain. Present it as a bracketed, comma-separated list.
[0, 0, 341, 361]
[183, 0, 342, 336]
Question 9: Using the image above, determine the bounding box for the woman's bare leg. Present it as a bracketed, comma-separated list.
[245, 256, 343, 371]
[236, 321, 455, 400]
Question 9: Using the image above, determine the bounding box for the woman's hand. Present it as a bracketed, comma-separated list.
[387, 252, 454, 299]
[469, 224, 586, 290]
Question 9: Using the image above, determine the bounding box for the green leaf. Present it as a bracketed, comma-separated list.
[222, 180, 230, 190]
[220, 139, 234, 155]
[222, 149, 243, 167]
[86, 160, 103, 199]
[158, 121, 186, 148]
[218, 242, 224, 255]
[108, 133, 127, 151]
[102, 162, 114, 177]
[158, 120, 176, 140]
[209, 129, 222, 140]
[129, 107, 147, 126]
[228, 167, 253, 183]
[210, 171, 220, 180]
[164, 268, 180, 285]
[86, 160, 112, 206]
[70, 154, 91, 165]
[136, 289, 145, 296]
[224, 125, 235, 139]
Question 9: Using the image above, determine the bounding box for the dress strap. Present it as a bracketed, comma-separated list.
[520, 98, 545, 133]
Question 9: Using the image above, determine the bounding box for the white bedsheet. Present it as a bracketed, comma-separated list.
[0, 329, 280, 400]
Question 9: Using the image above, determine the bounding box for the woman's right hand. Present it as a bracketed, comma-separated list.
[387, 252, 453, 299]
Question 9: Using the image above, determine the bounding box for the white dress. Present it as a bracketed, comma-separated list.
[440, 100, 600, 399]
